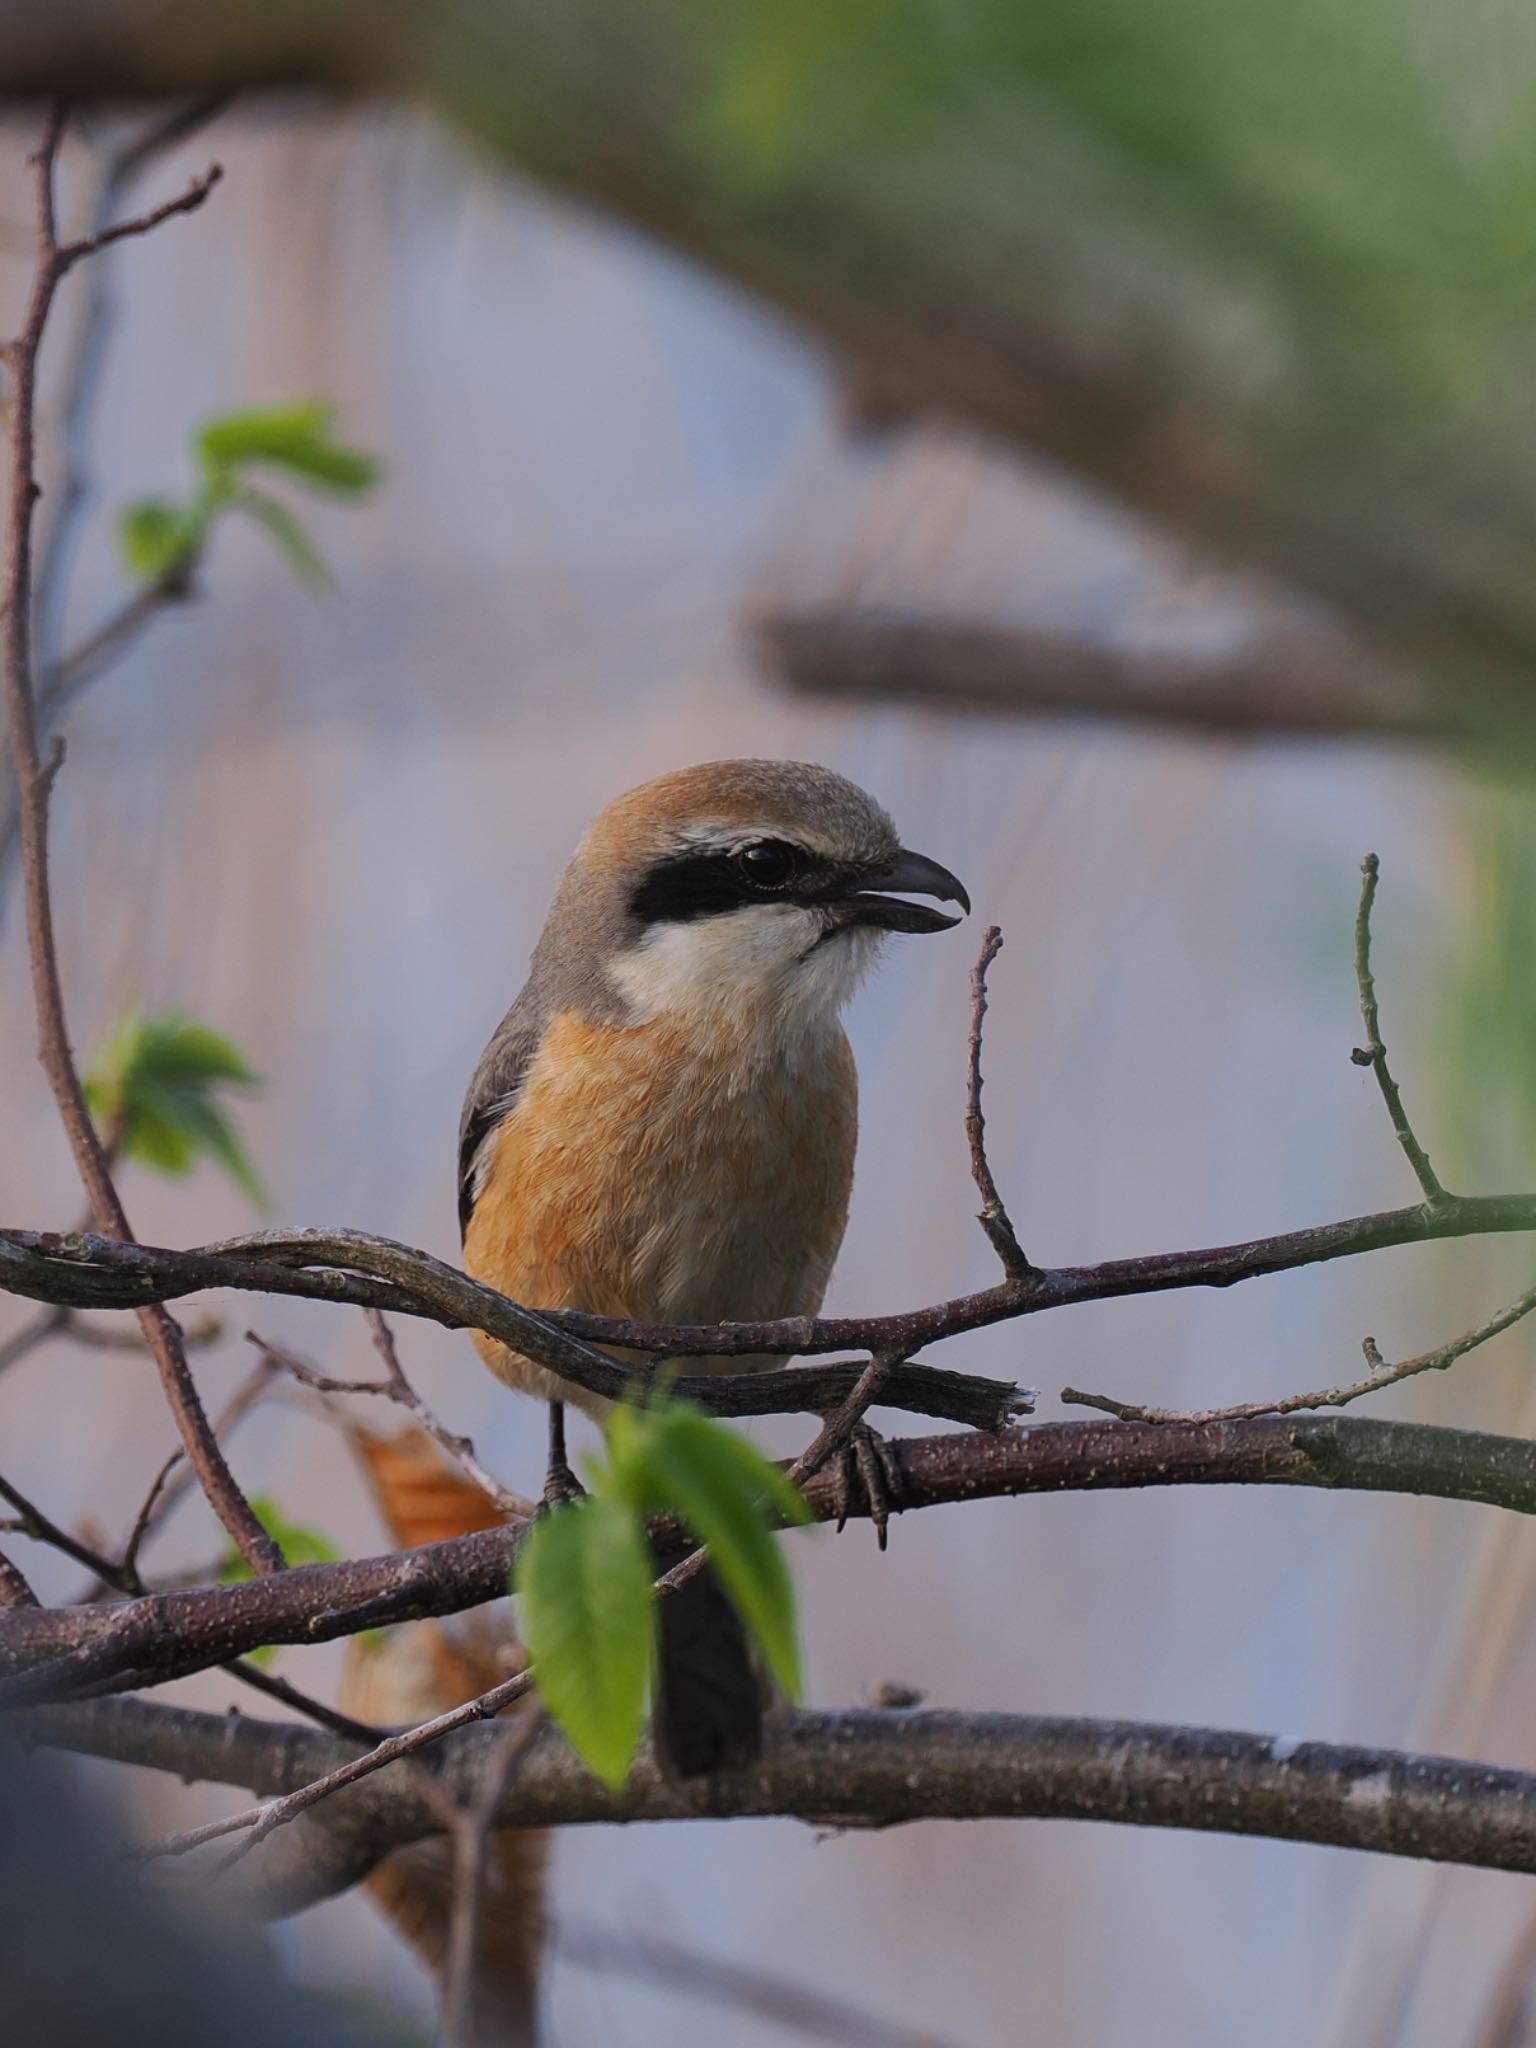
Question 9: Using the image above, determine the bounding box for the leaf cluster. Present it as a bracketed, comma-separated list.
[84, 1009, 264, 1202]
[119, 403, 378, 590]
[515, 1399, 811, 1787]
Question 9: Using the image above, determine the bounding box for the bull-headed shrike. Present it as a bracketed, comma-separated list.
[459, 759, 968, 1773]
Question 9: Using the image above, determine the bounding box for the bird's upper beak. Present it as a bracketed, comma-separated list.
[827, 847, 971, 934]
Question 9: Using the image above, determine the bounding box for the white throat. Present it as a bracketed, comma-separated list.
[610, 905, 881, 1065]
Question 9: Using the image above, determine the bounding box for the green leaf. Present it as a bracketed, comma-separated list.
[196, 404, 379, 495]
[84, 1010, 265, 1204]
[231, 487, 335, 590]
[515, 1493, 653, 1789]
[118, 498, 203, 583]
[631, 1404, 809, 1699]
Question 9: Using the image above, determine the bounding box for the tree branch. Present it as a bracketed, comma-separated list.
[6, 1411, 1536, 1704]
[32, 1698, 1536, 1906]
[7, 1188, 1536, 1400]
[0, 111, 276, 1576]
[760, 607, 1429, 742]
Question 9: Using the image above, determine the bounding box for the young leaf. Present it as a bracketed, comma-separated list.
[118, 498, 203, 583]
[84, 1010, 265, 1204]
[232, 488, 334, 590]
[636, 1403, 809, 1699]
[515, 1494, 653, 1789]
[197, 404, 379, 495]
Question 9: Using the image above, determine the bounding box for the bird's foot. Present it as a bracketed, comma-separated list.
[539, 1401, 586, 1512]
[540, 1454, 586, 1512]
[832, 1422, 901, 1551]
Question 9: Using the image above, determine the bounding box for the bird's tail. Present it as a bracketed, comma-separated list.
[650, 1545, 767, 1778]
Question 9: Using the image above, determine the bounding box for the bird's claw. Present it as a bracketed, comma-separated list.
[540, 1455, 586, 1512]
[832, 1422, 901, 1550]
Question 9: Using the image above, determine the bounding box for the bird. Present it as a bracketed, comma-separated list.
[458, 757, 969, 1775]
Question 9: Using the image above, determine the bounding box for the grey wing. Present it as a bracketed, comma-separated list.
[457, 988, 547, 1240]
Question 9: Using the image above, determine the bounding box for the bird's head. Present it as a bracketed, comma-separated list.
[535, 759, 970, 1037]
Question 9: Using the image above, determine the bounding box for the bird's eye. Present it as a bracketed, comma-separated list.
[733, 840, 799, 890]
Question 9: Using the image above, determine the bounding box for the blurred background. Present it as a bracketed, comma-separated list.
[4, 84, 1536, 2048]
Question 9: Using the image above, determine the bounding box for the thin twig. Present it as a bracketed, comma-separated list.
[440, 1706, 547, 2048]
[0, 1303, 69, 1377]
[142, 1670, 535, 1868]
[56, 163, 223, 271]
[1062, 1277, 1536, 1426]
[99, 1354, 280, 1597]
[556, 1919, 962, 2048]
[246, 1317, 528, 1520]
[1353, 853, 1447, 1203]
[221, 1658, 385, 1748]
[964, 924, 1032, 1277]
[33, 96, 226, 673]
[0, 110, 273, 1574]
[0, 1468, 124, 1581]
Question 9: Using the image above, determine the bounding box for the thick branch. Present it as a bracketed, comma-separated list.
[31, 1699, 1536, 1909]
[761, 608, 1430, 743]
[5, 1412, 1536, 1703]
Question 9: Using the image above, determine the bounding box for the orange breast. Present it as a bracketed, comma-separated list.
[463, 1008, 857, 1415]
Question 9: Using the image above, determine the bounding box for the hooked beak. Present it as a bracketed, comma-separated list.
[830, 847, 971, 934]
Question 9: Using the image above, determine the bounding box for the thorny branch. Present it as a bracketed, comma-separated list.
[0, 109, 274, 1574]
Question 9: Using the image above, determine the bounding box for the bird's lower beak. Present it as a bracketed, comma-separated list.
[831, 848, 971, 934]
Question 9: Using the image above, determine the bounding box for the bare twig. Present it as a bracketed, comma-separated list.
[0, 1468, 123, 1581]
[441, 1707, 546, 2048]
[555, 1920, 962, 2048]
[115, 1354, 278, 1585]
[964, 924, 1032, 1278]
[0, 110, 273, 1574]
[57, 163, 223, 268]
[144, 1669, 535, 1869]
[1063, 1278, 1536, 1426]
[33, 96, 226, 670]
[220, 1658, 385, 1748]
[245, 1315, 528, 1520]
[0, 1303, 69, 1377]
[1352, 853, 1447, 1203]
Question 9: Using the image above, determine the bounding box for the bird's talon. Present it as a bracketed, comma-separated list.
[834, 1422, 897, 1550]
[541, 1459, 586, 1512]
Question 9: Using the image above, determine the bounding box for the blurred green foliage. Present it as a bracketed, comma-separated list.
[1452, 788, 1536, 1182]
[515, 1395, 810, 1787]
[84, 1009, 264, 1203]
[119, 403, 379, 590]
